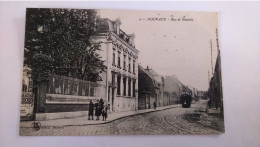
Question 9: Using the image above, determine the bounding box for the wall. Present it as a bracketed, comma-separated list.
[113, 96, 137, 112]
[33, 75, 105, 114]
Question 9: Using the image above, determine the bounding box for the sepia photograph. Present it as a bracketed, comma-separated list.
[19, 8, 224, 136]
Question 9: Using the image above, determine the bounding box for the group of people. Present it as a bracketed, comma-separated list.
[88, 98, 108, 121]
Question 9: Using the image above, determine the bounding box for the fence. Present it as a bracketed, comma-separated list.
[47, 75, 101, 96]
[46, 74, 106, 104]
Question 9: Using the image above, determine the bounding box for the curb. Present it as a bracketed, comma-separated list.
[21, 105, 179, 128]
[79, 105, 178, 126]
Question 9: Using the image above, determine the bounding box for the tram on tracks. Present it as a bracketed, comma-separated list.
[180, 92, 192, 108]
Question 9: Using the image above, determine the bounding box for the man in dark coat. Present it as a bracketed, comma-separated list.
[88, 100, 94, 120]
[153, 101, 157, 110]
[99, 98, 104, 109]
[95, 100, 101, 120]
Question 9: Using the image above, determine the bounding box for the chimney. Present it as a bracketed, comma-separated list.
[146, 66, 150, 72]
[128, 33, 135, 47]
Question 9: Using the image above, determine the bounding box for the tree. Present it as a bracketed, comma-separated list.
[24, 8, 106, 82]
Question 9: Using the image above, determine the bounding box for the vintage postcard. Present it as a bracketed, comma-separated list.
[20, 8, 224, 136]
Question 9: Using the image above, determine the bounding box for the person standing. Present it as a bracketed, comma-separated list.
[88, 100, 94, 120]
[153, 101, 157, 110]
[102, 104, 108, 121]
[95, 100, 101, 120]
[99, 98, 104, 109]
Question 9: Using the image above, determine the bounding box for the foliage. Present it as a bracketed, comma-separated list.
[31, 53, 53, 82]
[24, 8, 106, 82]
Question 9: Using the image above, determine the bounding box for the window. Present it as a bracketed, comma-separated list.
[78, 82, 82, 96]
[71, 81, 78, 95]
[133, 80, 136, 97]
[123, 55, 126, 70]
[112, 73, 115, 86]
[128, 58, 131, 72]
[133, 60, 135, 74]
[117, 53, 121, 68]
[81, 83, 86, 96]
[54, 77, 63, 94]
[64, 79, 69, 95]
[90, 86, 94, 96]
[112, 53, 115, 66]
[85, 83, 89, 96]
[123, 77, 126, 96]
[117, 75, 121, 95]
[128, 78, 131, 96]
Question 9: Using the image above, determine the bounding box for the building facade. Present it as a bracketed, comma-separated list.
[92, 18, 139, 112]
[164, 75, 182, 105]
[138, 65, 165, 109]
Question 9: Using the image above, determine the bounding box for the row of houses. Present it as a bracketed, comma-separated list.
[208, 48, 223, 111]
[21, 18, 200, 121]
[138, 66, 196, 110]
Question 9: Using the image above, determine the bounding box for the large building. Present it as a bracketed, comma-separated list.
[92, 18, 139, 112]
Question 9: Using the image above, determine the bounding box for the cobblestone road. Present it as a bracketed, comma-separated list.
[20, 101, 224, 136]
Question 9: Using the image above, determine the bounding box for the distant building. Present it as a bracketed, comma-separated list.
[187, 86, 198, 98]
[138, 65, 164, 109]
[197, 91, 206, 100]
[163, 91, 171, 106]
[164, 75, 183, 105]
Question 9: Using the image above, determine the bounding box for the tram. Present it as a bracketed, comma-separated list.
[180, 92, 192, 108]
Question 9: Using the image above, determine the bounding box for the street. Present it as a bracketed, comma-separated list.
[20, 101, 224, 136]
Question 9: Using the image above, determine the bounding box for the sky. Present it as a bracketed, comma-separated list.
[99, 10, 219, 91]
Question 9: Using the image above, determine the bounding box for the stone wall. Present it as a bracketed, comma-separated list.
[44, 103, 89, 113]
[113, 96, 137, 112]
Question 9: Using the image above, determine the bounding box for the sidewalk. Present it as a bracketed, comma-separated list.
[20, 104, 179, 128]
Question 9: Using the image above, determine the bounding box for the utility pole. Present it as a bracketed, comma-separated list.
[210, 39, 213, 75]
[208, 70, 210, 86]
[216, 28, 219, 52]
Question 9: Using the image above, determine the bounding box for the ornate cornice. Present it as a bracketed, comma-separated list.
[110, 32, 139, 55]
[94, 32, 139, 60]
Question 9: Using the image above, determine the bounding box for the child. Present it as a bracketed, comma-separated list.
[102, 105, 108, 121]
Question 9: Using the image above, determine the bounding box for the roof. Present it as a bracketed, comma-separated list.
[96, 18, 115, 33]
[138, 65, 154, 81]
[139, 65, 164, 85]
[153, 75, 163, 84]
[149, 68, 159, 76]
[96, 18, 136, 48]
